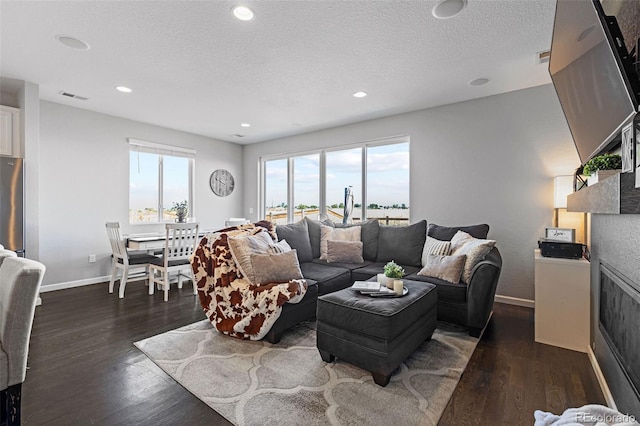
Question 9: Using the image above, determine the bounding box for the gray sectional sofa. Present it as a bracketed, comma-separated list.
[265, 217, 502, 343]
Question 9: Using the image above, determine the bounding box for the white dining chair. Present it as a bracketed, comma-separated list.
[0, 256, 46, 425]
[105, 222, 159, 298]
[148, 222, 200, 302]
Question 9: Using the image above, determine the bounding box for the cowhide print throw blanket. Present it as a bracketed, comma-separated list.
[190, 221, 308, 340]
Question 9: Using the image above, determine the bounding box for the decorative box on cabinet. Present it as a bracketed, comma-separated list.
[0, 105, 21, 157]
[534, 249, 590, 353]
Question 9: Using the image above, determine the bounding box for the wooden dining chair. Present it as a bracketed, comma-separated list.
[148, 222, 200, 302]
[105, 222, 159, 298]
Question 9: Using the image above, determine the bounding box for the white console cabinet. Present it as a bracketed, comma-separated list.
[534, 249, 590, 353]
[0, 105, 21, 157]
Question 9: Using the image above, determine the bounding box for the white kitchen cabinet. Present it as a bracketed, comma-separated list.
[0, 105, 21, 157]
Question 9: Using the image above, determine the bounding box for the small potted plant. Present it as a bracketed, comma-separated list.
[583, 154, 622, 186]
[383, 260, 405, 289]
[172, 200, 188, 223]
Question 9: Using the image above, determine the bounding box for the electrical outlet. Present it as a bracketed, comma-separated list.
[249, 207, 254, 214]
[88, 254, 96, 263]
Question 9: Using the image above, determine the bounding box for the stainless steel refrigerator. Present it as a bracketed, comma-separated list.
[0, 157, 24, 256]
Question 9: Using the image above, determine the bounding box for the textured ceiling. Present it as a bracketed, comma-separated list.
[0, 0, 557, 144]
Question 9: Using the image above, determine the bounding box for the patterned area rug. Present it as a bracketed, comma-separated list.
[135, 320, 478, 426]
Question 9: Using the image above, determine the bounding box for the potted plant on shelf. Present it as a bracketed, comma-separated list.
[583, 153, 622, 186]
[383, 260, 405, 289]
[172, 200, 188, 223]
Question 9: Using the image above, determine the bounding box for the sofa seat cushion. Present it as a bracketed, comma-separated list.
[311, 258, 374, 271]
[299, 262, 351, 295]
[351, 262, 420, 282]
[404, 273, 467, 303]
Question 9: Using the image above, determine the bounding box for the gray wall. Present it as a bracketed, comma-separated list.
[38, 101, 244, 287]
[243, 84, 580, 301]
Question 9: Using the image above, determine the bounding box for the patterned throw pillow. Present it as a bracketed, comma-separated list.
[228, 231, 275, 284]
[250, 250, 303, 284]
[326, 240, 364, 264]
[421, 236, 452, 266]
[319, 224, 361, 260]
[451, 231, 496, 284]
[417, 254, 467, 284]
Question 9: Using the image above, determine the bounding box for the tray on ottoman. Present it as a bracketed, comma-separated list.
[316, 279, 437, 386]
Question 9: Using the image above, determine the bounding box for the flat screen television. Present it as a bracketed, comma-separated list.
[549, 0, 640, 165]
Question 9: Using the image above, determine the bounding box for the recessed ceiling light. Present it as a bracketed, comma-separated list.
[353, 91, 367, 98]
[55, 35, 90, 50]
[432, 0, 468, 19]
[115, 86, 132, 93]
[233, 5, 255, 21]
[240, 123, 251, 128]
[468, 78, 490, 86]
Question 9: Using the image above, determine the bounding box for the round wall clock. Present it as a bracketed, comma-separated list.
[210, 169, 235, 197]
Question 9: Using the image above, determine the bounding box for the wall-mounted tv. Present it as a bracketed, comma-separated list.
[549, 0, 640, 165]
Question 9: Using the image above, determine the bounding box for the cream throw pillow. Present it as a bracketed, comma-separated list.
[451, 230, 496, 284]
[421, 236, 452, 266]
[418, 254, 467, 284]
[228, 231, 275, 284]
[326, 240, 364, 264]
[250, 250, 303, 284]
[319, 224, 361, 260]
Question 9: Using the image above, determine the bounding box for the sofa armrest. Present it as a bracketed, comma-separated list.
[466, 247, 502, 334]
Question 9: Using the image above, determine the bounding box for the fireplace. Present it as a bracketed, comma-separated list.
[598, 263, 640, 402]
[591, 214, 640, 416]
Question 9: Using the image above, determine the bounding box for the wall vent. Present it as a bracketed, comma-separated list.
[59, 91, 88, 101]
[537, 50, 551, 64]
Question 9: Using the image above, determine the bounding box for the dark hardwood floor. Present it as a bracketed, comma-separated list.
[24, 283, 605, 425]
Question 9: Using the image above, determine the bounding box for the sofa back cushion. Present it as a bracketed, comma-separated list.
[376, 220, 427, 266]
[331, 219, 380, 261]
[303, 217, 333, 259]
[275, 220, 313, 263]
[427, 223, 489, 241]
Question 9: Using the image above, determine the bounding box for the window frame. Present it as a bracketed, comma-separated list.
[259, 136, 409, 223]
[128, 138, 195, 224]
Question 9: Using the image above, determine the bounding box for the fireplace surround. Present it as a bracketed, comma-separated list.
[591, 214, 640, 416]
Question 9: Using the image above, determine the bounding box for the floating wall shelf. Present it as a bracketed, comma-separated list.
[567, 173, 640, 214]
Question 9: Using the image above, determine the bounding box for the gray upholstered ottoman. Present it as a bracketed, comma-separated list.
[316, 279, 437, 386]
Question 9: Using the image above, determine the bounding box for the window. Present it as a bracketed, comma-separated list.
[129, 139, 194, 223]
[264, 158, 288, 225]
[366, 143, 410, 225]
[260, 138, 409, 225]
[326, 147, 362, 222]
[293, 154, 320, 221]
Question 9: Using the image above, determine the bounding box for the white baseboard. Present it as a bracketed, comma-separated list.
[39, 275, 110, 293]
[587, 345, 617, 409]
[494, 294, 535, 308]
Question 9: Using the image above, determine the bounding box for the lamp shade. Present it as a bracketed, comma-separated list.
[554, 175, 574, 208]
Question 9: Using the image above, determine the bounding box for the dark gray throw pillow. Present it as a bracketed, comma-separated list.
[275, 220, 313, 263]
[427, 223, 489, 241]
[331, 219, 379, 261]
[376, 220, 427, 266]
